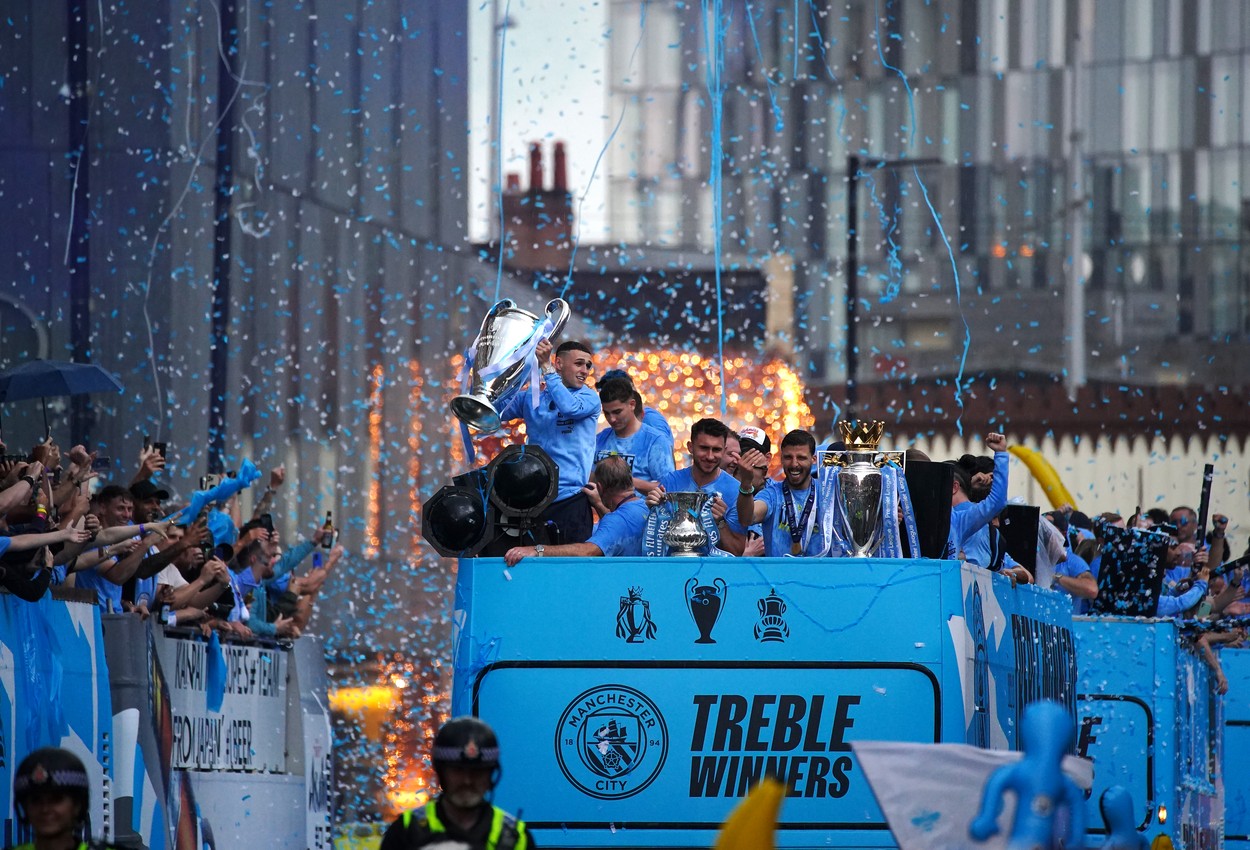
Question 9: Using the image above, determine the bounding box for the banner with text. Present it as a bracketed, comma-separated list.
[155, 636, 286, 772]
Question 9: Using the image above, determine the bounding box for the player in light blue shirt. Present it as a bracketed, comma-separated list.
[594, 377, 675, 497]
[598, 368, 674, 447]
[735, 430, 829, 557]
[945, 432, 1032, 583]
[504, 456, 648, 562]
[645, 418, 745, 555]
[498, 339, 601, 543]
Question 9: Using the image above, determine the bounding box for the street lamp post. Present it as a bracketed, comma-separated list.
[844, 155, 941, 418]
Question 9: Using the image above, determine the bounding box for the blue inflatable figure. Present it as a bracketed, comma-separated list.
[1097, 786, 1148, 850]
[969, 700, 1085, 849]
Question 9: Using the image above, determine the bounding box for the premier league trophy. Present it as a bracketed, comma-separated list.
[822, 420, 906, 557]
[451, 298, 571, 432]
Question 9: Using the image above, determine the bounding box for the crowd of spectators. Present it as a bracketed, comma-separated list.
[0, 435, 340, 642]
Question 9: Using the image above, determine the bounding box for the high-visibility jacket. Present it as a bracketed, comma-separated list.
[391, 800, 529, 850]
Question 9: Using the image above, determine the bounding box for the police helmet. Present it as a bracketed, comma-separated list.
[432, 716, 501, 771]
[14, 747, 90, 814]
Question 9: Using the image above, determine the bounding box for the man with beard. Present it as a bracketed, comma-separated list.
[735, 429, 830, 557]
[645, 418, 745, 555]
[381, 717, 532, 850]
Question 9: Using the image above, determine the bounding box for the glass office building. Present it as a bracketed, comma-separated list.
[606, 0, 1250, 386]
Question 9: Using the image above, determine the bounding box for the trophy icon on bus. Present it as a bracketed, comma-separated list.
[616, 587, 657, 643]
[755, 588, 789, 643]
[685, 577, 727, 644]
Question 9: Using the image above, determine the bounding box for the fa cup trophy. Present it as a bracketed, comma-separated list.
[662, 491, 713, 556]
[451, 298, 571, 432]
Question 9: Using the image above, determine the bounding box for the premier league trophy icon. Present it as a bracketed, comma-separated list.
[822, 420, 906, 557]
[685, 576, 727, 644]
[754, 588, 789, 643]
[450, 297, 571, 432]
[616, 587, 658, 643]
[662, 491, 713, 556]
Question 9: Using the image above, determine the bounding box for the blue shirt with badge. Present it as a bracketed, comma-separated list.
[588, 498, 650, 557]
[595, 426, 675, 484]
[498, 374, 602, 502]
[754, 478, 829, 557]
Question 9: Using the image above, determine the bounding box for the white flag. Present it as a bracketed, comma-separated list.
[852, 740, 1093, 850]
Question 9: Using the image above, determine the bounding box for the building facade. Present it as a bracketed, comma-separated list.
[605, 0, 1250, 395]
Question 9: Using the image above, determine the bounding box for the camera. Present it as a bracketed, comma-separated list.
[91, 456, 112, 471]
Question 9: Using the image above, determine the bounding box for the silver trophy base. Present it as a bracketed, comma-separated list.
[450, 395, 502, 433]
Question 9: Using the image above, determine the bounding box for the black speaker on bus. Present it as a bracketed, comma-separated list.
[421, 444, 560, 558]
[998, 504, 1040, 574]
[904, 460, 954, 559]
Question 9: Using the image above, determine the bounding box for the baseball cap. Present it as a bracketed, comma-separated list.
[130, 480, 170, 501]
[738, 426, 771, 455]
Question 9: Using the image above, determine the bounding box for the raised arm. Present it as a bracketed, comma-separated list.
[733, 448, 770, 526]
[957, 434, 1010, 538]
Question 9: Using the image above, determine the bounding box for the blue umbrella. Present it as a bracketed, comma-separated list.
[0, 359, 125, 437]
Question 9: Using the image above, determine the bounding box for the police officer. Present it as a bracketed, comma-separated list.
[7, 747, 119, 850]
[381, 717, 532, 850]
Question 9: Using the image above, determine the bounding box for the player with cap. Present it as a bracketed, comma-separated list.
[381, 716, 533, 850]
[7, 746, 119, 850]
[737, 426, 771, 458]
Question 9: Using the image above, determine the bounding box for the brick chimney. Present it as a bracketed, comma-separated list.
[501, 140, 574, 271]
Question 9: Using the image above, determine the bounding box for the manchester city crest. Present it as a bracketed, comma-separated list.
[555, 685, 668, 800]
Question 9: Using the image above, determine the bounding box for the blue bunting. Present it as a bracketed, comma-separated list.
[204, 632, 227, 713]
[169, 459, 262, 526]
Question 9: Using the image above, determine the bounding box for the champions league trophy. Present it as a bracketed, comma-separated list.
[450, 298, 571, 432]
[662, 491, 713, 556]
[821, 420, 906, 557]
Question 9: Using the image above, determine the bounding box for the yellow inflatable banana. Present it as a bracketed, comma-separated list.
[1008, 445, 1078, 511]
[713, 777, 786, 850]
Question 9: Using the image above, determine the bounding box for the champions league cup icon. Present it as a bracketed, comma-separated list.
[616, 587, 658, 643]
[685, 577, 727, 644]
[450, 297, 571, 433]
[754, 588, 789, 643]
[825, 419, 904, 557]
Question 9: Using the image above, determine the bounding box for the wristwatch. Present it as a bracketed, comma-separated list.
[534, 544, 546, 557]
[20, 475, 37, 489]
